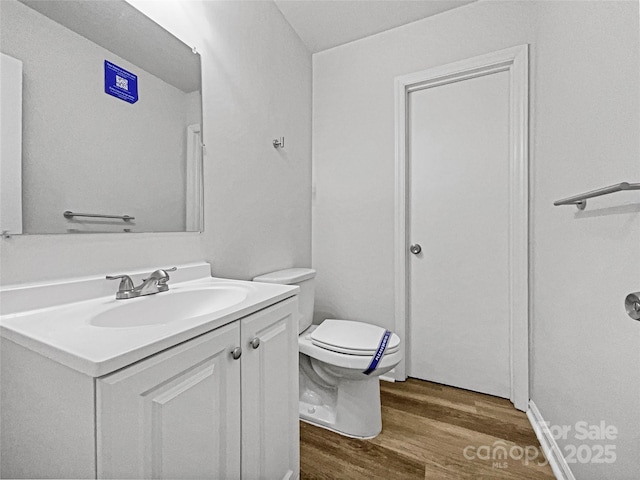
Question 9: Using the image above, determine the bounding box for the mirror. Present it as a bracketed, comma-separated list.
[0, 0, 203, 234]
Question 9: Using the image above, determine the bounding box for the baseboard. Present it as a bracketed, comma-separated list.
[380, 369, 396, 383]
[527, 400, 576, 480]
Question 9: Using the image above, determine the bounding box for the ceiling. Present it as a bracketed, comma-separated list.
[274, 0, 476, 53]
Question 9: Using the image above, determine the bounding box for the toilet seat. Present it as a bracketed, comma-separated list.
[299, 323, 401, 371]
[310, 319, 400, 356]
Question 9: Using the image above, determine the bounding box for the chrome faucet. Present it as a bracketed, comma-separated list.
[106, 267, 177, 300]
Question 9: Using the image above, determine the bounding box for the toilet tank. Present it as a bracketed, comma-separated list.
[252, 268, 316, 333]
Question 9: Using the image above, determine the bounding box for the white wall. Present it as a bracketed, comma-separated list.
[531, 2, 639, 478]
[312, 1, 639, 478]
[0, 0, 311, 284]
[312, 0, 536, 325]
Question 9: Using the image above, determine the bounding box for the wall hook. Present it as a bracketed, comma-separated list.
[273, 137, 285, 149]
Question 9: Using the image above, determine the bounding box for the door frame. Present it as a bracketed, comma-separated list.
[393, 45, 529, 410]
[186, 123, 204, 232]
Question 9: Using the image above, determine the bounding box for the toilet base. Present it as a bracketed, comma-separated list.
[299, 372, 383, 439]
[299, 415, 379, 440]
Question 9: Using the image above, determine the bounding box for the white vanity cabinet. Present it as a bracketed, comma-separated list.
[240, 299, 300, 480]
[97, 322, 242, 479]
[1, 296, 299, 480]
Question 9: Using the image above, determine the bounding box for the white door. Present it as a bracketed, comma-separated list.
[0, 52, 23, 235]
[97, 323, 241, 479]
[241, 298, 299, 480]
[408, 70, 512, 398]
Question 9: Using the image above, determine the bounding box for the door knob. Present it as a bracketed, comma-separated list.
[410, 244, 422, 255]
[231, 347, 242, 360]
[625, 292, 640, 321]
[250, 337, 260, 349]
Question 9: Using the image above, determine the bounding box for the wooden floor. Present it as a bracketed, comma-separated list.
[300, 378, 555, 479]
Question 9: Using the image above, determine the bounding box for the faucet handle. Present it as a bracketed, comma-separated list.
[106, 274, 134, 291]
[144, 267, 177, 294]
[156, 267, 177, 284]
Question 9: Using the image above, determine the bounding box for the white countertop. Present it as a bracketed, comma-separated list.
[0, 264, 298, 377]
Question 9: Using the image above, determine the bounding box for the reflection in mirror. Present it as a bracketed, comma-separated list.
[0, 0, 203, 234]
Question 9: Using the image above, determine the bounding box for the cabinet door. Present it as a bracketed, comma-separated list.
[97, 323, 241, 480]
[241, 298, 300, 480]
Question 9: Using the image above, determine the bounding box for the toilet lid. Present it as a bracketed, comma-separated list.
[310, 319, 400, 356]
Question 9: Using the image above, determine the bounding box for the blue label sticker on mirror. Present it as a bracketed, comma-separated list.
[104, 60, 138, 104]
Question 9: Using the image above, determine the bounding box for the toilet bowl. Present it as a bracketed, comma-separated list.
[253, 268, 402, 439]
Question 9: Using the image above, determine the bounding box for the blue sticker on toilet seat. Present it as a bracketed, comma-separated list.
[363, 330, 391, 375]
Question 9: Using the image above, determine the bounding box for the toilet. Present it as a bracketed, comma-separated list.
[253, 268, 402, 439]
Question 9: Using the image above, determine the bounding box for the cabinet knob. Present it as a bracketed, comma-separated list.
[231, 347, 242, 360]
[250, 337, 261, 349]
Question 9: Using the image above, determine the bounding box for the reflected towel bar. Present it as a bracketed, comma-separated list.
[553, 182, 640, 210]
[63, 211, 135, 221]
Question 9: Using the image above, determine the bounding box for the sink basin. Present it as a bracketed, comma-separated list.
[91, 286, 248, 328]
[0, 262, 299, 377]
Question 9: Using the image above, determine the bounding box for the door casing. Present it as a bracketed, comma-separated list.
[393, 45, 529, 410]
